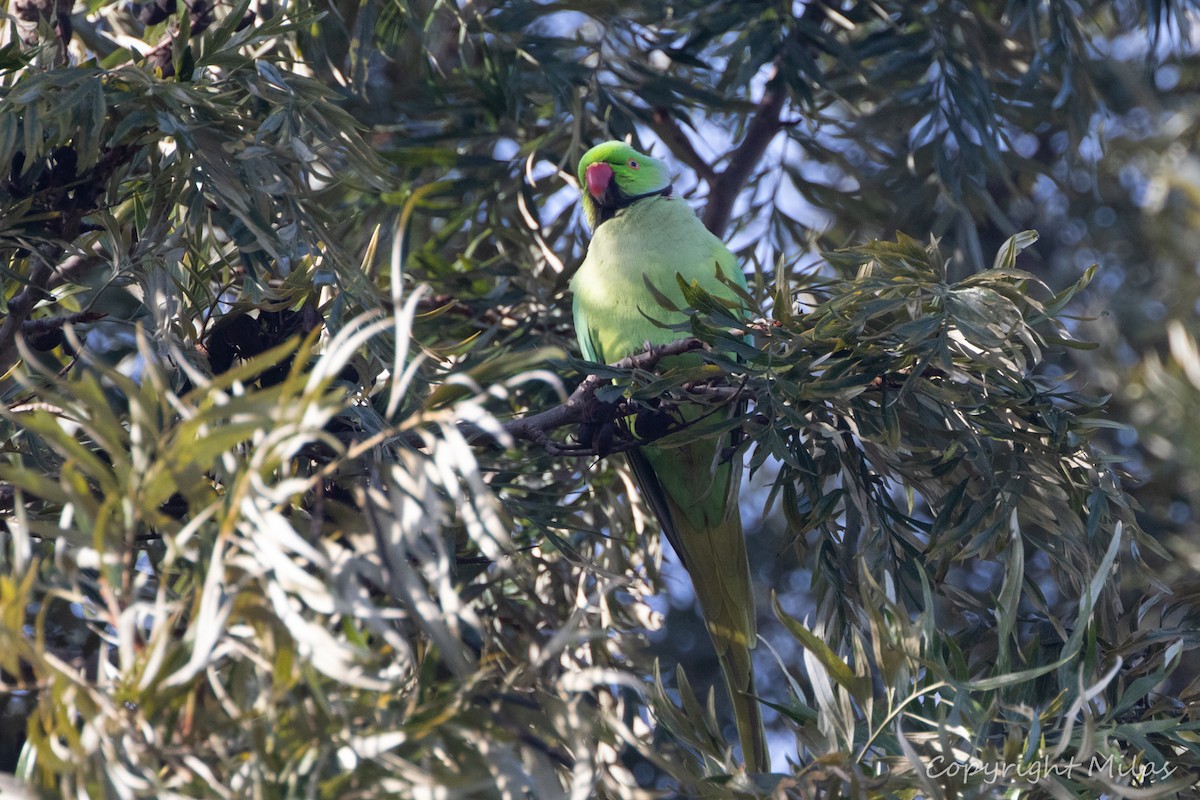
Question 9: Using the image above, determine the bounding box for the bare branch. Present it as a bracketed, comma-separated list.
[702, 69, 787, 238]
[21, 310, 107, 334]
[48, 247, 105, 290]
[467, 337, 712, 454]
[67, 11, 120, 58]
[649, 107, 718, 186]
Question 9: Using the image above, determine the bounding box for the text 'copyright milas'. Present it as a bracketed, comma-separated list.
[926, 754, 1180, 785]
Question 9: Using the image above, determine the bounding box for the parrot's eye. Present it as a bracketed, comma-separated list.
[627, 159, 640, 169]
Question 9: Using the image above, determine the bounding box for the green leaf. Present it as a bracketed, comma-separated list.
[772, 591, 864, 698]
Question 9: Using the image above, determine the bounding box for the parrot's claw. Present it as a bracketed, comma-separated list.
[577, 396, 621, 457]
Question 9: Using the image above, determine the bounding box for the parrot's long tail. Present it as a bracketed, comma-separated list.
[685, 513, 769, 775]
[627, 446, 769, 773]
[721, 634, 769, 774]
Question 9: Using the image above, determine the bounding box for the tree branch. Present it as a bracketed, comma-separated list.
[702, 68, 787, 238]
[21, 310, 106, 334]
[48, 249, 105, 290]
[468, 337, 712, 455]
[649, 107, 717, 186]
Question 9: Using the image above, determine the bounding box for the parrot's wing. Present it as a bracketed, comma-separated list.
[624, 447, 683, 555]
[572, 293, 601, 363]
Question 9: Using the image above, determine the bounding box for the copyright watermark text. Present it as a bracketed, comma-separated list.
[926, 754, 1179, 785]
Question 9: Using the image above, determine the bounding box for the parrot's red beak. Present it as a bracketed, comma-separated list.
[585, 162, 613, 200]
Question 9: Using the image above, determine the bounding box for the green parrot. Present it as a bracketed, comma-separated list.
[570, 140, 768, 773]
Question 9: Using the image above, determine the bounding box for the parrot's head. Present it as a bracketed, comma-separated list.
[577, 141, 672, 230]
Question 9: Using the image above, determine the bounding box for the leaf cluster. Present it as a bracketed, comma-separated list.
[565, 231, 1195, 796]
[0, 0, 1198, 797]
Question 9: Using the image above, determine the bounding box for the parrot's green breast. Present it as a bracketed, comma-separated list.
[570, 195, 745, 364]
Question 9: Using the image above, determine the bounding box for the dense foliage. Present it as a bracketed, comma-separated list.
[2, 0, 1200, 797]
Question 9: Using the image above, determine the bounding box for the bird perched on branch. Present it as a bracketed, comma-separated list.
[569, 140, 767, 773]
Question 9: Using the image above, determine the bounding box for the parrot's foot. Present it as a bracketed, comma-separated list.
[576, 397, 620, 457]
